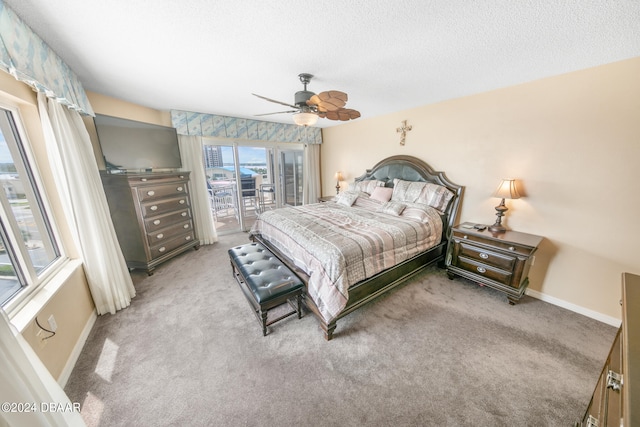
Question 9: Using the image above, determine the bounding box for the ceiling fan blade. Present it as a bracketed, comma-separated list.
[252, 93, 297, 109]
[254, 110, 299, 116]
[318, 108, 361, 121]
[307, 90, 348, 112]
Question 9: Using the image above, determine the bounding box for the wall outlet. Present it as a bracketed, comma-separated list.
[47, 314, 58, 332]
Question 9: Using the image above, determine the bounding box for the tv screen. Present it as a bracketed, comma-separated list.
[94, 114, 182, 172]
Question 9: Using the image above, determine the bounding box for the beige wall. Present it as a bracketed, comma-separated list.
[0, 72, 96, 381]
[321, 57, 640, 322]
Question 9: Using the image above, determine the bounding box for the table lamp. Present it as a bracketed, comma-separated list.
[335, 171, 343, 194]
[488, 179, 520, 232]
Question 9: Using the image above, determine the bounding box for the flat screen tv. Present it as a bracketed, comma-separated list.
[94, 114, 182, 172]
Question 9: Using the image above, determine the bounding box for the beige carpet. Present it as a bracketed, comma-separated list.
[65, 232, 617, 426]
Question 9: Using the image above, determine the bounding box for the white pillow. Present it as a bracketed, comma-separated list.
[335, 190, 359, 207]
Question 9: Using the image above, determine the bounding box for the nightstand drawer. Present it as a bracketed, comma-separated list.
[458, 241, 515, 271]
[452, 230, 534, 257]
[456, 256, 513, 285]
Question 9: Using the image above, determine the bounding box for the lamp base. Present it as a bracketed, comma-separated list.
[489, 198, 508, 233]
[488, 223, 506, 233]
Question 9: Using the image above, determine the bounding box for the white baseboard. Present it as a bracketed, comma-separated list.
[526, 289, 621, 327]
[57, 309, 97, 388]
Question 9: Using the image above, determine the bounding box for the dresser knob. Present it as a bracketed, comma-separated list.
[177, 186, 183, 192]
[158, 246, 166, 252]
[153, 220, 160, 225]
[183, 224, 189, 229]
[477, 266, 486, 273]
[479, 253, 489, 259]
[463, 235, 468, 239]
[185, 236, 192, 241]
[147, 190, 155, 196]
[508, 246, 515, 251]
[179, 200, 185, 204]
[141, 178, 147, 182]
[150, 205, 158, 211]
[181, 212, 187, 217]
[156, 233, 164, 239]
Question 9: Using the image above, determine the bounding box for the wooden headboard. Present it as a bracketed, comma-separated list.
[353, 155, 464, 234]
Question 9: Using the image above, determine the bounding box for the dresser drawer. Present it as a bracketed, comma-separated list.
[137, 182, 188, 202]
[455, 256, 513, 286]
[458, 241, 515, 271]
[149, 232, 196, 259]
[147, 220, 194, 245]
[127, 174, 189, 186]
[144, 209, 191, 232]
[141, 196, 189, 217]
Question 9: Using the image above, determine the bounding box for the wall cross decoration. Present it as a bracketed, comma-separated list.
[396, 120, 412, 145]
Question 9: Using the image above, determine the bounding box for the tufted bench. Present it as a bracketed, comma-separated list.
[228, 242, 304, 336]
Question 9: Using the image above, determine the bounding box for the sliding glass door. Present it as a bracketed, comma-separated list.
[203, 140, 303, 233]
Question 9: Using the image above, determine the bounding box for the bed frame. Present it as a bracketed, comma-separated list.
[252, 155, 464, 340]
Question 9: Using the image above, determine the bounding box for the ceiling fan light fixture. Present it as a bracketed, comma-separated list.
[293, 112, 318, 127]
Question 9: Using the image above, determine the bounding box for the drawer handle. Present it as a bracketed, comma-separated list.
[606, 370, 623, 392]
[181, 212, 187, 217]
[479, 252, 489, 259]
[508, 246, 515, 251]
[183, 224, 189, 229]
[179, 199, 185, 204]
[177, 186, 183, 192]
[463, 235, 468, 239]
[185, 236, 192, 241]
[153, 219, 161, 225]
[147, 190, 155, 196]
[141, 178, 147, 182]
[150, 205, 158, 211]
[179, 175, 185, 179]
[476, 266, 486, 273]
[158, 246, 166, 253]
[156, 233, 164, 239]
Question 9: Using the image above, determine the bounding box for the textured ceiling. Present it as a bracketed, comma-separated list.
[4, 0, 640, 127]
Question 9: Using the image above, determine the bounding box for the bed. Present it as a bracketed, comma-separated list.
[249, 155, 464, 340]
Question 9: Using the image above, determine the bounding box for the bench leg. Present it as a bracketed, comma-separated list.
[297, 294, 302, 319]
[261, 310, 268, 336]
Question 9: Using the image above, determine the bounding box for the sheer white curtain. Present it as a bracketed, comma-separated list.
[0, 309, 86, 427]
[177, 134, 217, 244]
[37, 93, 135, 315]
[303, 143, 321, 204]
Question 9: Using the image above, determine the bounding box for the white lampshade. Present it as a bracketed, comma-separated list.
[292, 112, 318, 127]
[492, 179, 521, 200]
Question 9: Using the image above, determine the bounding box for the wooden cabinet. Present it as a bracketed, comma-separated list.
[576, 273, 639, 427]
[101, 171, 199, 274]
[446, 222, 543, 304]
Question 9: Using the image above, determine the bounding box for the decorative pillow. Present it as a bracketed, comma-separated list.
[335, 190, 359, 207]
[369, 186, 393, 203]
[378, 201, 406, 216]
[347, 179, 385, 195]
[399, 202, 440, 223]
[352, 193, 383, 211]
[392, 179, 454, 213]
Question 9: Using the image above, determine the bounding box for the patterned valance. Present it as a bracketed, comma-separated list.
[171, 110, 322, 144]
[0, 1, 94, 116]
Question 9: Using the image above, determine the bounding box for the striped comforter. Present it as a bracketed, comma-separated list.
[249, 201, 443, 322]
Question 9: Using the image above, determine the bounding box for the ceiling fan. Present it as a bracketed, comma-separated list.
[252, 73, 361, 126]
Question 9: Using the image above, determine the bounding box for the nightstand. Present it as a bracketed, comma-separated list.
[446, 222, 543, 304]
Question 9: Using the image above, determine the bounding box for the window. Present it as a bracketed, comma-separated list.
[0, 105, 63, 307]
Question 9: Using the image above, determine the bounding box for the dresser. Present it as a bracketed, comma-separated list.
[446, 222, 543, 304]
[101, 171, 199, 274]
[576, 273, 639, 426]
